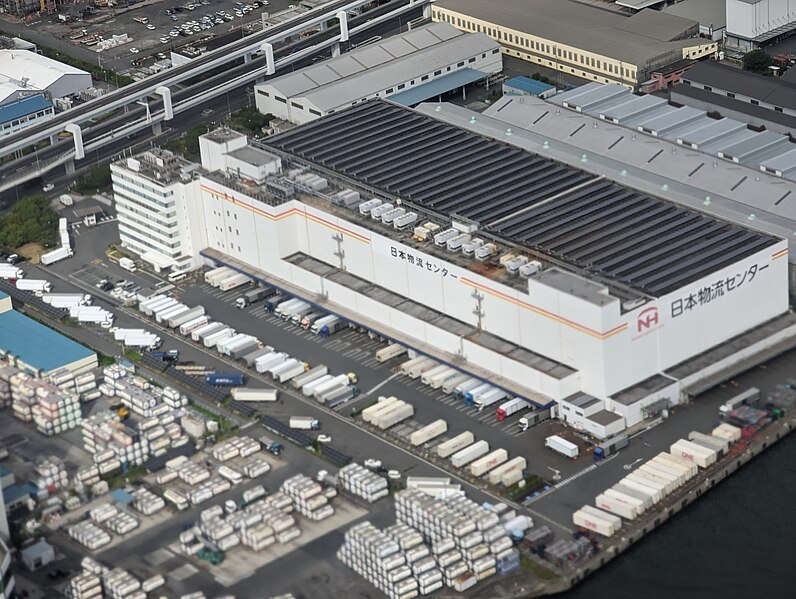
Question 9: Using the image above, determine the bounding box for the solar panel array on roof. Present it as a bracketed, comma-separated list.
[267, 100, 777, 296]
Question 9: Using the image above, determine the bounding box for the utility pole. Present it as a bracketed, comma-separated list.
[471, 289, 484, 331]
[332, 233, 345, 270]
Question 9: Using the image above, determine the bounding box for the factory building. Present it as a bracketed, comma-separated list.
[111, 148, 207, 273]
[0, 95, 54, 137]
[430, 0, 717, 90]
[126, 100, 792, 433]
[254, 23, 501, 124]
[725, 0, 796, 53]
[0, 50, 91, 106]
[0, 292, 97, 376]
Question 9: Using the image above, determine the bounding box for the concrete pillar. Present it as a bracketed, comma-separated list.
[152, 120, 162, 135]
[64, 123, 84, 160]
[337, 11, 348, 43]
[262, 42, 275, 75]
[155, 86, 173, 121]
[423, 2, 431, 19]
[244, 52, 252, 64]
[65, 159, 75, 175]
[332, 42, 341, 57]
[49, 133, 58, 145]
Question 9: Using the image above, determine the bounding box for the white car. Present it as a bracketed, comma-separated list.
[146, 23, 156, 30]
[387, 469, 401, 480]
[317, 434, 332, 444]
[130, 47, 140, 54]
[42, 183, 55, 192]
[364, 458, 382, 469]
[160, 36, 169, 43]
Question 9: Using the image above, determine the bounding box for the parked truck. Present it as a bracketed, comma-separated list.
[272, 360, 309, 383]
[496, 398, 528, 421]
[205, 373, 246, 387]
[311, 374, 351, 401]
[376, 343, 406, 363]
[123, 334, 161, 350]
[231, 388, 278, 402]
[518, 408, 552, 431]
[299, 312, 324, 330]
[179, 315, 210, 336]
[167, 306, 205, 329]
[255, 352, 288, 374]
[235, 286, 275, 309]
[205, 266, 234, 286]
[453, 378, 481, 400]
[192, 322, 224, 342]
[594, 434, 629, 460]
[274, 298, 305, 319]
[40, 247, 73, 266]
[264, 292, 289, 312]
[464, 384, 493, 406]
[719, 387, 760, 416]
[119, 257, 137, 272]
[545, 435, 579, 459]
[451, 440, 490, 468]
[218, 272, 252, 292]
[474, 388, 507, 411]
[259, 436, 284, 456]
[323, 385, 360, 409]
[421, 364, 452, 387]
[290, 416, 320, 431]
[203, 327, 234, 349]
[291, 365, 328, 389]
[16, 279, 52, 294]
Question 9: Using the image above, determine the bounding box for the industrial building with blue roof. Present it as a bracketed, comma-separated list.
[0, 291, 97, 375]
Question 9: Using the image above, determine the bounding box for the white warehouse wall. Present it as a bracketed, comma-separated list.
[726, 0, 796, 39]
[196, 175, 790, 402]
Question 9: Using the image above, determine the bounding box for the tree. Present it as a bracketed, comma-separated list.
[743, 50, 774, 74]
[185, 125, 209, 156]
[0, 194, 58, 249]
[75, 165, 112, 194]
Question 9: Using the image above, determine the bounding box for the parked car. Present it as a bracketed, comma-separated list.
[42, 183, 55, 192]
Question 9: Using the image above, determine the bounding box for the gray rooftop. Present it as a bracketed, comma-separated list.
[682, 61, 796, 111]
[434, 0, 700, 65]
[115, 149, 196, 186]
[257, 22, 497, 112]
[268, 100, 778, 297]
[662, 0, 726, 29]
[611, 373, 676, 406]
[227, 146, 279, 167]
[589, 409, 624, 425]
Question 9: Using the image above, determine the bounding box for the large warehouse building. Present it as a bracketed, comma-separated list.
[430, 0, 717, 89]
[254, 23, 501, 124]
[0, 50, 91, 106]
[114, 101, 792, 434]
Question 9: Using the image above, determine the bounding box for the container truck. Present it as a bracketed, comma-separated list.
[143, 297, 177, 316]
[205, 373, 246, 387]
[453, 378, 481, 400]
[299, 311, 324, 330]
[113, 328, 147, 341]
[464, 384, 494, 406]
[719, 388, 760, 416]
[310, 314, 336, 333]
[258, 436, 284, 456]
[361, 396, 399, 423]
[496, 398, 527, 421]
[138, 294, 167, 313]
[42, 292, 90, 306]
[406, 358, 437, 379]
[474, 388, 507, 411]
[518, 408, 552, 431]
[76, 310, 114, 324]
[275, 298, 305, 319]
[205, 266, 234, 286]
[451, 440, 490, 468]
[436, 432, 475, 458]
[16, 279, 52, 293]
[255, 352, 288, 374]
[593, 434, 629, 460]
[291, 365, 328, 389]
[203, 327, 234, 348]
[317, 316, 346, 337]
[267, 358, 300, 379]
[311, 374, 350, 400]
[156, 304, 188, 324]
[442, 374, 471, 395]
[301, 374, 334, 397]
[273, 360, 309, 383]
[235, 286, 275, 309]
[192, 322, 224, 342]
[469, 449, 508, 477]
[376, 343, 406, 363]
[123, 334, 161, 350]
[290, 303, 315, 324]
[40, 246, 73, 266]
[119, 257, 137, 272]
[218, 272, 252, 292]
[231, 387, 278, 401]
[179, 315, 210, 336]
[410, 420, 448, 446]
[420, 364, 451, 387]
[289, 416, 320, 431]
[167, 305, 205, 329]
[573, 506, 621, 537]
[596, 492, 640, 521]
[151, 349, 180, 363]
[670, 439, 717, 468]
[264, 293, 289, 312]
[545, 435, 579, 459]
[374, 402, 414, 429]
[323, 385, 360, 408]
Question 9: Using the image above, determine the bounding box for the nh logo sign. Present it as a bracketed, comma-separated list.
[637, 307, 659, 332]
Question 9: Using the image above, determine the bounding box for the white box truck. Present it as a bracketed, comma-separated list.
[119, 257, 137, 272]
[231, 388, 278, 402]
[451, 440, 489, 468]
[545, 435, 579, 459]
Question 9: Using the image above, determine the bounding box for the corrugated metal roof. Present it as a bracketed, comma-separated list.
[268, 100, 777, 296]
[598, 94, 668, 124]
[388, 68, 487, 106]
[0, 310, 95, 371]
[0, 94, 52, 125]
[504, 76, 555, 96]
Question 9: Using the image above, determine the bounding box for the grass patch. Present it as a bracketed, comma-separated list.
[521, 555, 558, 581]
[189, 401, 235, 434]
[504, 474, 546, 502]
[62, 316, 79, 327]
[75, 165, 112, 194]
[0, 194, 59, 249]
[228, 107, 273, 137]
[97, 353, 115, 368]
[163, 125, 209, 159]
[123, 349, 142, 362]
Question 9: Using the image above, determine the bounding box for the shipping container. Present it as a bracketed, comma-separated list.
[595, 492, 639, 520]
[463, 383, 492, 406]
[255, 352, 288, 374]
[323, 385, 360, 408]
[436, 431, 475, 458]
[203, 327, 234, 348]
[496, 397, 527, 421]
[487, 456, 526, 485]
[469, 449, 508, 477]
[301, 374, 334, 397]
[409, 420, 447, 446]
[361, 396, 399, 423]
[205, 373, 246, 386]
[270, 359, 308, 382]
[442, 373, 472, 395]
[179, 315, 210, 336]
[654, 451, 698, 479]
[420, 364, 452, 387]
[618, 476, 662, 504]
[688, 430, 729, 455]
[611, 483, 654, 511]
[451, 440, 490, 468]
[376, 343, 407, 363]
[670, 439, 718, 468]
[474, 388, 508, 411]
[155, 304, 189, 324]
[217, 272, 252, 292]
[230, 388, 278, 402]
[291, 365, 328, 389]
[712, 422, 742, 443]
[167, 305, 205, 329]
[575, 505, 621, 537]
[192, 321, 225, 342]
[604, 487, 647, 514]
[205, 266, 234, 286]
[374, 402, 414, 429]
[545, 435, 578, 459]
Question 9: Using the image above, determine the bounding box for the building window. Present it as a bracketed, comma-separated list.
[309, 108, 321, 116]
[775, 106, 784, 112]
[457, 61, 465, 67]
[257, 90, 269, 97]
[492, 48, 499, 54]
[751, 99, 759, 105]
[291, 101, 303, 110]
[421, 74, 429, 81]
[397, 83, 405, 90]
[275, 96, 287, 103]
[468, 57, 476, 63]
[386, 87, 394, 93]
[703, 85, 712, 91]
[727, 92, 735, 98]
[434, 70, 442, 75]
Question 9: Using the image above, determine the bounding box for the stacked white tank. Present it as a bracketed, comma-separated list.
[33, 455, 68, 490]
[162, 385, 188, 409]
[337, 521, 419, 599]
[280, 473, 335, 521]
[242, 456, 271, 478]
[337, 463, 389, 503]
[68, 521, 112, 549]
[105, 509, 140, 536]
[0, 364, 15, 408]
[81, 411, 151, 467]
[131, 487, 165, 515]
[8, 373, 81, 434]
[65, 571, 102, 599]
[102, 568, 142, 599]
[89, 502, 118, 525]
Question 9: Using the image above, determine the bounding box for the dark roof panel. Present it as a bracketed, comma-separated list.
[268, 100, 779, 296]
